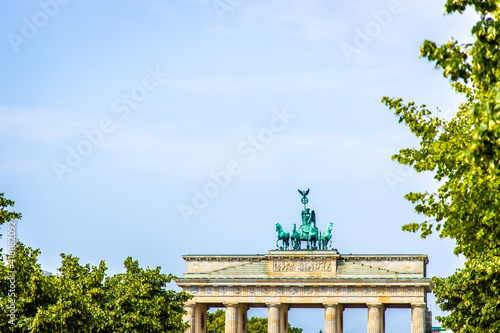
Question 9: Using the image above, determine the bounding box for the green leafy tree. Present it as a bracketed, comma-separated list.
[433, 249, 500, 332]
[247, 317, 267, 333]
[207, 309, 225, 333]
[0, 193, 22, 249]
[101, 257, 190, 333]
[207, 311, 302, 333]
[289, 326, 303, 333]
[0, 194, 189, 332]
[0, 243, 55, 333]
[0, 193, 22, 227]
[382, 1, 500, 331]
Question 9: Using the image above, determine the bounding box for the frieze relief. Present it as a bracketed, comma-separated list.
[333, 286, 345, 296]
[219, 286, 230, 295]
[248, 286, 260, 296]
[193, 285, 423, 298]
[273, 260, 332, 272]
[188, 286, 200, 295]
[319, 286, 330, 295]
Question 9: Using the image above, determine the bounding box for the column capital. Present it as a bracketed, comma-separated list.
[323, 303, 339, 308]
[411, 303, 427, 308]
[266, 303, 281, 308]
[224, 302, 239, 308]
[366, 303, 384, 308]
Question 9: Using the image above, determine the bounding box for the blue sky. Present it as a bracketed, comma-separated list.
[1, 0, 478, 332]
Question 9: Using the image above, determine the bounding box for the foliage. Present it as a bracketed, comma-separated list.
[247, 317, 267, 333]
[0, 244, 190, 333]
[420, 1, 500, 175]
[207, 310, 303, 333]
[0, 193, 22, 226]
[0, 193, 190, 332]
[432, 250, 500, 332]
[383, 1, 500, 332]
[382, 1, 500, 258]
[0, 193, 21, 240]
[20, 254, 108, 333]
[289, 324, 303, 333]
[381, 97, 500, 258]
[207, 309, 225, 333]
[0, 243, 56, 333]
[101, 257, 190, 333]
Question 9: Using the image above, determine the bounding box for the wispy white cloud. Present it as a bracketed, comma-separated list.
[163, 68, 402, 93]
[95, 125, 411, 183]
[0, 106, 91, 143]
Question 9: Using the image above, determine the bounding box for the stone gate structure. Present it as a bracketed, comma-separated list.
[175, 250, 433, 333]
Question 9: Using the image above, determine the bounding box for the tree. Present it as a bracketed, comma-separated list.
[207, 309, 225, 333]
[382, 1, 500, 261]
[382, 1, 500, 331]
[433, 249, 500, 332]
[101, 257, 190, 333]
[0, 193, 22, 226]
[247, 317, 267, 333]
[0, 247, 191, 333]
[0, 243, 55, 333]
[0, 192, 21, 248]
[380, 97, 499, 258]
[0, 193, 190, 332]
[207, 310, 303, 333]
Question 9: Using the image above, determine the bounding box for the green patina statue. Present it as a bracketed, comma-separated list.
[319, 222, 333, 250]
[275, 189, 335, 251]
[275, 223, 290, 250]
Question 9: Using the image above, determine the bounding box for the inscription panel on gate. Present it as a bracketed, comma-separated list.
[270, 258, 336, 277]
[273, 260, 332, 272]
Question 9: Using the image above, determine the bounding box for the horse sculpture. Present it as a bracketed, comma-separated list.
[319, 222, 333, 250]
[275, 223, 290, 250]
[289, 209, 319, 250]
[274, 188, 334, 251]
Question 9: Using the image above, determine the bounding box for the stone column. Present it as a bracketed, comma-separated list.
[367, 303, 384, 333]
[324, 303, 339, 333]
[195, 304, 208, 333]
[225, 303, 239, 333]
[183, 303, 196, 333]
[411, 303, 426, 333]
[237, 304, 248, 333]
[267, 303, 281, 333]
[279, 304, 289, 333]
[337, 304, 344, 333]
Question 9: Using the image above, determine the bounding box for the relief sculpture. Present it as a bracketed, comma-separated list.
[273, 260, 332, 272]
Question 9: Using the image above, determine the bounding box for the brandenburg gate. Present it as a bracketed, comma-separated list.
[175, 190, 433, 333]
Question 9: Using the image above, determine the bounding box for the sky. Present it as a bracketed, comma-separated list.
[0, 0, 479, 332]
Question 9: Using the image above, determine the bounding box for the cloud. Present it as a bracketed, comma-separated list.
[0, 105, 91, 143]
[95, 124, 411, 184]
[213, 0, 477, 46]
[163, 68, 403, 94]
